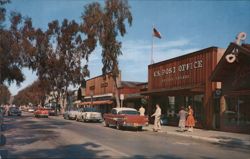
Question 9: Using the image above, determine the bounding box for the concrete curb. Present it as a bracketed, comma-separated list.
[144, 127, 220, 143]
[144, 126, 250, 147]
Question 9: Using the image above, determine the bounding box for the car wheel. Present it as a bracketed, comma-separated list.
[103, 120, 109, 127]
[116, 123, 121, 130]
[137, 126, 143, 131]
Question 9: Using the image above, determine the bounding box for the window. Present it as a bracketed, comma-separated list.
[224, 95, 250, 126]
[111, 109, 117, 114]
[118, 110, 139, 115]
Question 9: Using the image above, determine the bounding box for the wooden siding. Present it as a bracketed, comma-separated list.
[148, 47, 223, 90]
[86, 74, 121, 96]
[147, 47, 225, 129]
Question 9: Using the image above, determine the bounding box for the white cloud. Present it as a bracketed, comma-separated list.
[119, 38, 200, 82]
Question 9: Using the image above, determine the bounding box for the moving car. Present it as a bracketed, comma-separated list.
[76, 107, 102, 122]
[34, 108, 49, 118]
[103, 107, 149, 131]
[8, 107, 22, 116]
[44, 103, 57, 116]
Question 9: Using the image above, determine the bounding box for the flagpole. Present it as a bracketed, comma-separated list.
[151, 25, 154, 64]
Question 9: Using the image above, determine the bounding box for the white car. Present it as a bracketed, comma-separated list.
[28, 108, 35, 113]
[76, 107, 102, 122]
[63, 108, 78, 120]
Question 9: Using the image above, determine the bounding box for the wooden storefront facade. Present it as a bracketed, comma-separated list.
[211, 43, 250, 134]
[79, 73, 145, 114]
[143, 47, 225, 129]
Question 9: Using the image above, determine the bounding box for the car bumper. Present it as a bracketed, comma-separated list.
[122, 122, 148, 127]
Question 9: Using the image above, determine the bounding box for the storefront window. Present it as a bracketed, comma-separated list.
[224, 95, 250, 126]
[153, 95, 205, 127]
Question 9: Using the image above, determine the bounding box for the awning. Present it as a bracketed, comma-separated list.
[141, 84, 205, 96]
[79, 100, 113, 106]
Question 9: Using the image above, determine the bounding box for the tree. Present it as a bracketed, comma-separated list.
[81, 0, 132, 107]
[25, 19, 90, 111]
[13, 80, 48, 106]
[0, 0, 36, 86]
[0, 84, 11, 104]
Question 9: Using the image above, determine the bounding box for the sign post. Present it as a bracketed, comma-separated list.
[120, 94, 124, 108]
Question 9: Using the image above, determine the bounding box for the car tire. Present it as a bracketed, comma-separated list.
[137, 126, 143, 131]
[116, 123, 121, 130]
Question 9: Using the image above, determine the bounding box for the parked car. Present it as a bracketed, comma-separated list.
[44, 103, 57, 116]
[63, 108, 78, 120]
[8, 107, 22, 116]
[0, 107, 4, 125]
[160, 114, 168, 125]
[103, 107, 149, 131]
[76, 107, 102, 122]
[28, 107, 35, 113]
[34, 108, 49, 118]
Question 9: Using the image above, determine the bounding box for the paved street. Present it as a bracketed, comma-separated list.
[1, 113, 249, 159]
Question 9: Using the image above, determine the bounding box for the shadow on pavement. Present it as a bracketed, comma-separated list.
[0, 149, 8, 159]
[10, 142, 110, 159]
[211, 136, 250, 151]
[10, 142, 186, 159]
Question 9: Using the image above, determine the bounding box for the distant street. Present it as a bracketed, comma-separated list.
[1, 112, 249, 159]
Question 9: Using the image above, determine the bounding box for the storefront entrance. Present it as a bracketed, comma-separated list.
[151, 94, 205, 128]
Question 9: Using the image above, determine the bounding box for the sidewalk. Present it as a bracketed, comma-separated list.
[145, 125, 250, 148]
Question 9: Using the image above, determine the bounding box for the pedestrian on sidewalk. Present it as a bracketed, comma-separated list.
[178, 106, 187, 132]
[138, 105, 145, 116]
[186, 105, 195, 132]
[151, 104, 161, 132]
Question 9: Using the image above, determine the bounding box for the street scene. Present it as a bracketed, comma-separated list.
[1, 112, 249, 159]
[1, 0, 250, 159]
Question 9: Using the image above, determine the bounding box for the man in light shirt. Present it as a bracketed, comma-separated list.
[151, 104, 162, 132]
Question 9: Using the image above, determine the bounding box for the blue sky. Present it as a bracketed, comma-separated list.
[5, 0, 250, 95]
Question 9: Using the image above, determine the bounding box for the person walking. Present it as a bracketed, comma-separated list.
[139, 105, 145, 116]
[151, 104, 162, 132]
[178, 106, 187, 132]
[186, 105, 195, 132]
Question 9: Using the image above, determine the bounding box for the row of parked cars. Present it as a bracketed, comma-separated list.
[63, 107, 149, 131]
[63, 107, 103, 122]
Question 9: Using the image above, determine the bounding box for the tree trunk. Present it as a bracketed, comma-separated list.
[114, 77, 120, 108]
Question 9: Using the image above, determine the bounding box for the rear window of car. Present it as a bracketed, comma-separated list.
[84, 108, 98, 112]
[118, 110, 139, 115]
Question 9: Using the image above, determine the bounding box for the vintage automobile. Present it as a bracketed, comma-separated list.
[63, 108, 78, 120]
[44, 103, 57, 116]
[8, 107, 22, 116]
[34, 108, 49, 118]
[76, 107, 102, 122]
[103, 107, 149, 131]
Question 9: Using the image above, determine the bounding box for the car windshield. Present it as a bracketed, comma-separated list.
[9, 107, 18, 111]
[44, 103, 56, 109]
[118, 110, 139, 115]
[83, 107, 98, 112]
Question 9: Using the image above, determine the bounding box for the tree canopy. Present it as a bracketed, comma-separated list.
[2, 0, 133, 108]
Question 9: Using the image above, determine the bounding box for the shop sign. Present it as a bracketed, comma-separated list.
[153, 60, 203, 77]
